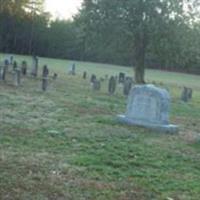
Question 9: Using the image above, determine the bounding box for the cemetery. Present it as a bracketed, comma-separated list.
[0, 53, 200, 200]
[0, 0, 200, 199]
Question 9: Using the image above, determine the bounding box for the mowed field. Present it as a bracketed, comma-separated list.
[0, 53, 200, 200]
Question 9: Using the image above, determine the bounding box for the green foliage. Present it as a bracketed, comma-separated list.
[0, 0, 200, 77]
[77, 0, 200, 82]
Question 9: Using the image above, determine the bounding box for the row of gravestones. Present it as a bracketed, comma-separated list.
[2, 58, 193, 101]
[0, 56, 57, 91]
[81, 70, 194, 101]
[86, 72, 134, 96]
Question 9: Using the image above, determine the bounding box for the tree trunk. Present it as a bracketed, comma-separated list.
[134, 30, 146, 84]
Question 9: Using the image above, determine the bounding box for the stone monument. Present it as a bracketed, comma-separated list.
[117, 84, 178, 133]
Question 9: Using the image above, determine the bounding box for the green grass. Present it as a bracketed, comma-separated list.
[0, 53, 200, 200]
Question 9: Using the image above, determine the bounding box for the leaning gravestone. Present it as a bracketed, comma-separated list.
[118, 84, 178, 133]
[108, 76, 116, 95]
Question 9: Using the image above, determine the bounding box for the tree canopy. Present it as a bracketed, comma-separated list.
[0, 0, 200, 81]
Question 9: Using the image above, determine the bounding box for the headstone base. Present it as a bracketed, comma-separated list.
[117, 115, 178, 134]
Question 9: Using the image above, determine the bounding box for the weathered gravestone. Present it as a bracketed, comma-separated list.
[10, 55, 14, 65]
[21, 60, 27, 76]
[100, 77, 105, 82]
[0, 65, 4, 80]
[53, 73, 58, 80]
[123, 77, 133, 96]
[83, 71, 87, 79]
[108, 76, 116, 95]
[2, 59, 9, 81]
[90, 74, 96, 84]
[13, 69, 21, 86]
[119, 72, 125, 84]
[31, 55, 39, 77]
[181, 87, 193, 102]
[68, 63, 76, 75]
[118, 84, 178, 133]
[13, 61, 18, 71]
[93, 80, 101, 91]
[105, 74, 109, 80]
[42, 65, 49, 91]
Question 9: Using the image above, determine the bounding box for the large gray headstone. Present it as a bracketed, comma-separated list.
[117, 84, 178, 133]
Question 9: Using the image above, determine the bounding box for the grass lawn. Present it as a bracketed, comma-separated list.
[0, 53, 200, 200]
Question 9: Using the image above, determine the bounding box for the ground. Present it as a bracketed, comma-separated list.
[0, 54, 200, 200]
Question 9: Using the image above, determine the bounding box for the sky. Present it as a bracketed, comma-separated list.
[44, 0, 83, 20]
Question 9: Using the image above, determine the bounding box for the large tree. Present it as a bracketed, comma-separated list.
[78, 0, 200, 83]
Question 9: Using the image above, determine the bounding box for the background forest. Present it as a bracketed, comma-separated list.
[0, 0, 200, 74]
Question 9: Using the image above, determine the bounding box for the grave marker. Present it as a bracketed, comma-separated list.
[118, 84, 178, 133]
[83, 71, 87, 79]
[31, 55, 39, 77]
[123, 77, 132, 96]
[119, 72, 125, 83]
[108, 76, 116, 95]
[93, 80, 101, 91]
[42, 65, 49, 91]
[21, 61, 27, 76]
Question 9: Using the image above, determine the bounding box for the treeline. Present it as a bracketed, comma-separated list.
[0, 0, 200, 74]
